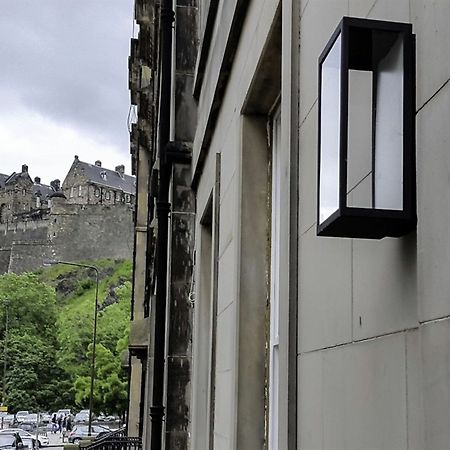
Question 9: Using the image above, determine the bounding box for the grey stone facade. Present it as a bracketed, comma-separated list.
[0, 165, 34, 223]
[128, 1, 450, 449]
[0, 160, 135, 274]
[0, 200, 134, 274]
[126, 0, 197, 447]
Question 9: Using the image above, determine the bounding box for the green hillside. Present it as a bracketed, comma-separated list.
[0, 259, 132, 415]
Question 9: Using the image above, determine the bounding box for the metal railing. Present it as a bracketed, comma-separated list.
[83, 428, 142, 450]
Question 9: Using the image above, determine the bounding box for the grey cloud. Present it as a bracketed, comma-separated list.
[0, 0, 134, 150]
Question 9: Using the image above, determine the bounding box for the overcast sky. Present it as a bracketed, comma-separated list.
[0, 1, 135, 185]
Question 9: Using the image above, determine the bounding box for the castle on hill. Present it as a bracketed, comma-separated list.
[0, 156, 135, 274]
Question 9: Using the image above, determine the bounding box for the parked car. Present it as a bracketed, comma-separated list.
[0, 431, 28, 450]
[56, 409, 71, 417]
[37, 414, 51, 425]
[23, 414, 38, 424]
[74, 412, 89, 424]
[0, 428, 48, 448]
[0, 414, 15, 427]
[67, 425, 110, 444]
[93, 430, 113, 441]
[15, 412, 29, 423]
[17, 423, 36, 433]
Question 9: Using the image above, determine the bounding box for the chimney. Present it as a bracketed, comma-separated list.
[21, 164, 28, 173]
[115, 165, 125, 176]
[34, 177, 41, 184]
[74, 155, 79, 161]
[50, 179, 61, 191]
[95, 160, 102, 167]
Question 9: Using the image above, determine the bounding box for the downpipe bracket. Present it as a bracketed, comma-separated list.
[150, 405, 165, 422]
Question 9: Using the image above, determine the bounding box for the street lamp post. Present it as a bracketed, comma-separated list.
[2, 299, 9, 408]
[43, 259, 99, 435]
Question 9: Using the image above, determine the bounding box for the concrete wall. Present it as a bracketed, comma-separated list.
[190, 0, 450, 448]
[193, 1, 283, 448]
[296, 0, 450, 449]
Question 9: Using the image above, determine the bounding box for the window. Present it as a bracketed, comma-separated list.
[105, 191, 111, 200]
[70, 187, 74, 198]
[94, 188, 100, 197]
[78, 186, 82, 197]
[269, 106, 282, 450]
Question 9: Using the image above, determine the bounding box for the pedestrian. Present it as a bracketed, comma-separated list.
[51, 413, 57, 434]
[66, 415, 72, 433]
[61, 415, 68, 442]
[57, 415, 62, 433]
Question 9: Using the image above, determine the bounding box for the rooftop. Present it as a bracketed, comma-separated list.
[72, 159, 135, 195]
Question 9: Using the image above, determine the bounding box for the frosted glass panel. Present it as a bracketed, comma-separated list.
[375, 36, 404, 210]
[347, 70, 373, 208]
[319, 35, 341, 224]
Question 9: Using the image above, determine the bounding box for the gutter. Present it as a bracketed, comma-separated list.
[149, 0, 175, 448]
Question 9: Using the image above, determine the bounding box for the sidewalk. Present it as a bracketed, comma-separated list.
[46, 431, 65, 449]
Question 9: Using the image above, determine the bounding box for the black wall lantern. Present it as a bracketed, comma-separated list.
[317, 17, 416, 239]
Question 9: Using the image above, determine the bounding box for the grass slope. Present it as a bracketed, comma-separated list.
[37, 259, 132, 379]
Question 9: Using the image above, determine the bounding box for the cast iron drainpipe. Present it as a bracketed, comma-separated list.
[150, 0, 175, 449]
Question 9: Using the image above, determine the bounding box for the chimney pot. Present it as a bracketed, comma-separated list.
[34, 177, 41, 184]
[95, 160, 102, 167]
[22, 164, 28, 173]
[50, 179, 61, 191]
[115, 165, 125, 175]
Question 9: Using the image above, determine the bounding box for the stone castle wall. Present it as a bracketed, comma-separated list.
[0, 201, 134, 274]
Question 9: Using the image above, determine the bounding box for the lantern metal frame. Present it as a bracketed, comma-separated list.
[317, 17, 417, 239]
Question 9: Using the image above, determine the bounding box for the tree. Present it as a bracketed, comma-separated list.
[0, 273, 63, 411]
[4, 332, 66, 411]
[0, 273, 57, 340]
[0, 260, 131, 414]
[74, 343, 128, 415]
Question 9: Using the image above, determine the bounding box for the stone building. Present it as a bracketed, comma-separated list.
[62, 156, 135, 206]
[127, 0, 195, 446]
[128, 0, 450, 449]
[0, 164, 69, 224]
[0, 159, 135, 274]
[0, 165, 34, 223]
